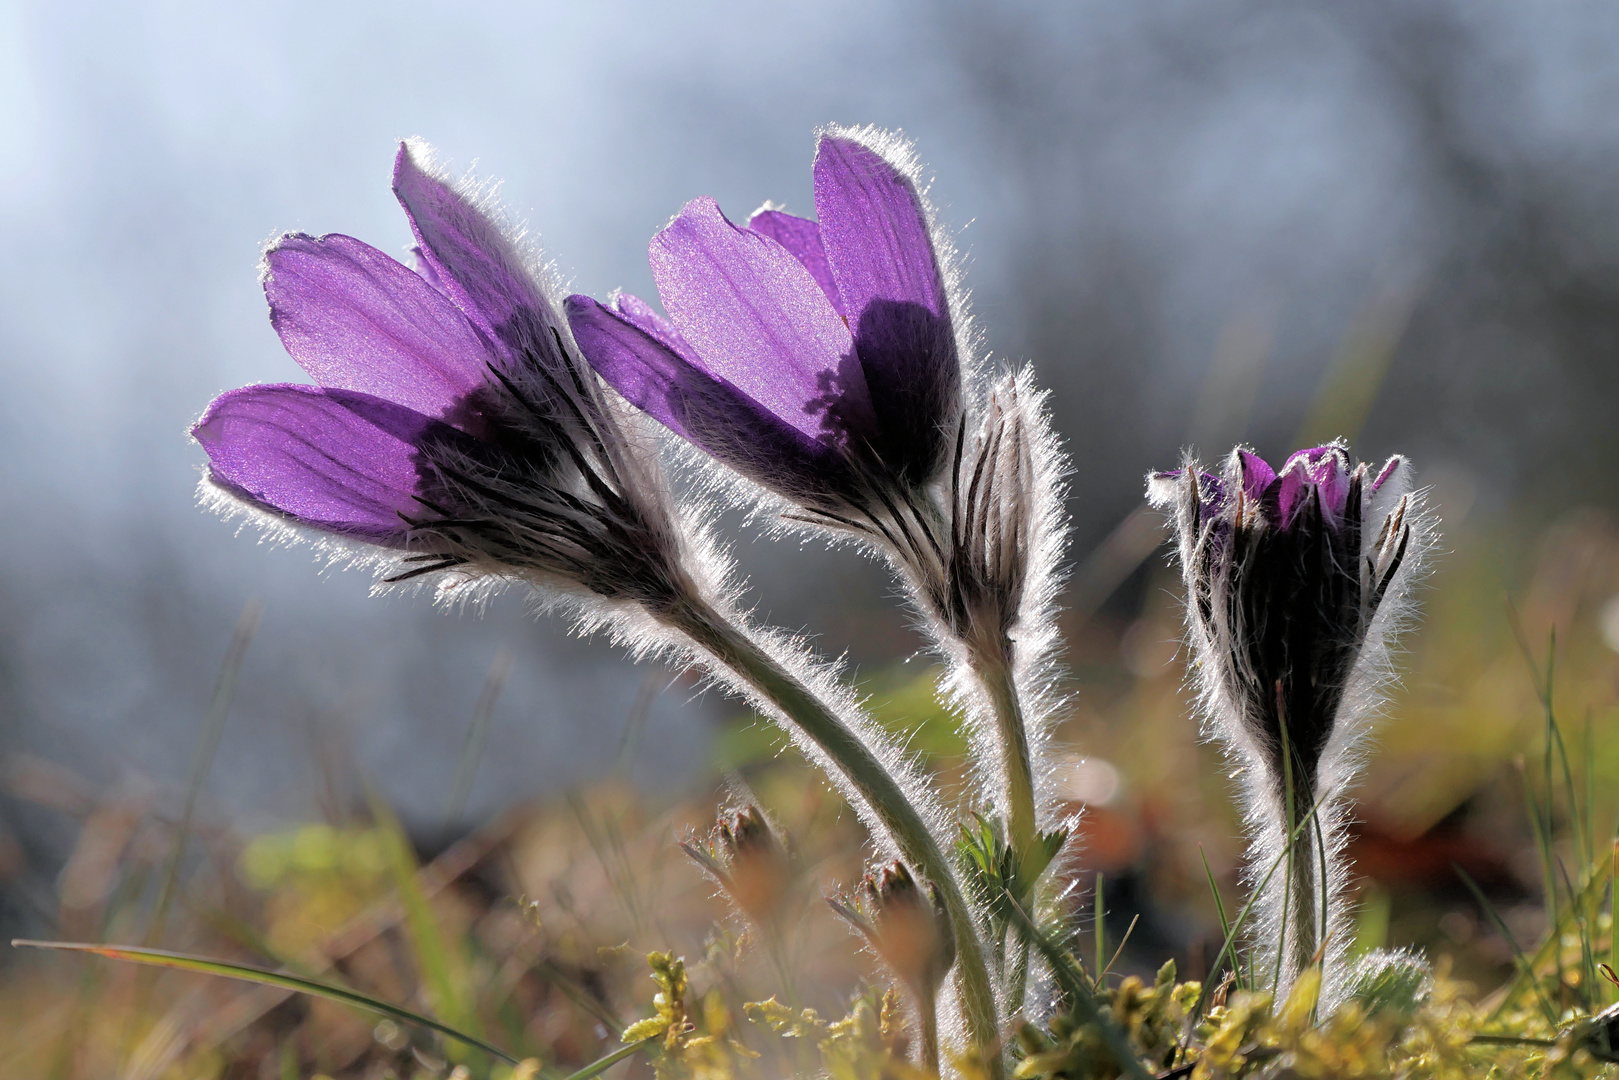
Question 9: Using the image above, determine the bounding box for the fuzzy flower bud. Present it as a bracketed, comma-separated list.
[831, 861, 957, 1000]
[1148, 442, 1433, 1004]
[681, 805, 796, 927]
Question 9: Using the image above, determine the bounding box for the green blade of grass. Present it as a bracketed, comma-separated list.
[1611, 838, 1618, 1004]
[1001, 895, 1152, 1080]
[534, 958, 625, 1036]
[1102, 914, 1140, 980]
[1094, 871, 1106, 991]
[1585, 715, 1596, 873]
[10, 939, 519, 1064]
[368, 789, 491, 1067]
[1492, 861, 1610, 1018]
[1556, 857, 1599, 1013]
[1198, 846, 1234, 985]
[1455, 867, 1559, 1025]
[444, 648, 512, 824]
[1521, 769, 1566, 1001]
[366, 790, 483, 1051]
[563, 1040, 649, 1080]
[148, 597, 262, 947]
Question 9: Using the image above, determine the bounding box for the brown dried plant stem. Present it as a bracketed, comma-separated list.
[669, 598, 1003, 1077]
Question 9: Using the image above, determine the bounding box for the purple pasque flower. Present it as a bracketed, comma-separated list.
[1148, 441, 1428, 995]
[194, 140, 688, 607]
[563, 126, 961, 516]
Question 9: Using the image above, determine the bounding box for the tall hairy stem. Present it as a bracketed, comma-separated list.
[1258, 742, 1332, 1000]
[977, 655, 1037, 864]
[975, 652, 1037, 1013]
[668, 598, 1004, 1077]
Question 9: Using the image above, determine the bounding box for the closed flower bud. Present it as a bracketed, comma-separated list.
[831, 861, 956, 1000]
[1148, 442, 1434, 1004]
[681, 805, 795, 927]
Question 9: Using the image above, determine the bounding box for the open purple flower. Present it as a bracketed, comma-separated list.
[1148, 441, 1429, 999]
[193, 140, 688, 606]
[563, 127, 961, 512]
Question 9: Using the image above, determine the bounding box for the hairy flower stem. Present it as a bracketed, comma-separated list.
[917, 983, 941, 1075]
[973, 653, 1037, 1012]
[1265, 773, 1331, 995]
[669, 598, 1003, 1076]
[976, 655, 1037, 865]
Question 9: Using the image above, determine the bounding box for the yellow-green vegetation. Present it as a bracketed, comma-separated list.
[6, 521, 1619, 1078]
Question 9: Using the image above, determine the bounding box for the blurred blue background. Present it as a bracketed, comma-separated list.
[2, 0, 1618, 901]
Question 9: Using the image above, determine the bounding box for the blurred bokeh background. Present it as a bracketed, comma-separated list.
[4, 1, 1619, 1071]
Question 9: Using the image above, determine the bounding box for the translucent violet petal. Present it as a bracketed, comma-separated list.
[391, 140, 557, 361]
[649, 196, 873, 446]
[1237, 450, 1276, 505]
[746, 209, 843, 315]
[193, 384, 445, 544]
[565, 294, 849, 496]
[608, 292, 700, 359]
[263, 233, 492, 424]
[1277, 445, 1352, 523]
[814, 134, 959, 484]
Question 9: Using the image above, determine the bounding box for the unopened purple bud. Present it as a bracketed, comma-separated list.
[1147, 441, 1431, 999]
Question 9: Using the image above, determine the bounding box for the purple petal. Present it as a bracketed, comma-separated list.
[263, 233, 492, 424]
[566, 294, 851, 498]
[814, 136, 948, 323]
[1277, 445, 1352, 523]
[814, 135, 959, 482]
[391, 141, 557, 361]
[649, 196, 872, 445]
[564, 294, 704, 440]
[1237, 450, 1276, 505]
[746, 209, 843, 314]
[411, 245, 449, 295]
[608, 291, 699, 358]
[193, 384, 443, 544]
[1197, 470, 1227, 519]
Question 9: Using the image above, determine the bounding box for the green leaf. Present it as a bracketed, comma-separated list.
[11, 939, 519, 1064]
[561, 1040, 650, 1080]
[1001, 896, 1153, 1080]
